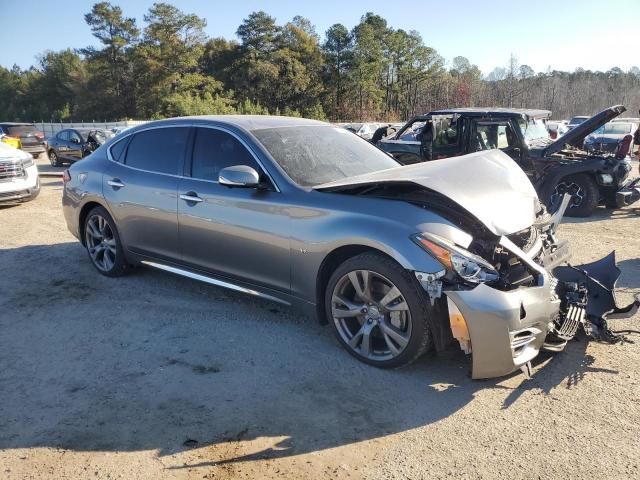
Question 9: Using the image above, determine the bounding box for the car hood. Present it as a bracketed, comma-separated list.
[544, 105, 625, 156]
[0, 141, 32, 162]
[314, 149, 538, 236]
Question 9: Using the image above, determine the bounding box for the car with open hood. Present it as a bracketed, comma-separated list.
[47, 128, 115, 166]
[61, 116, 638, 379]
[584, 121, 638, 156]
[378, 105, 640, 216]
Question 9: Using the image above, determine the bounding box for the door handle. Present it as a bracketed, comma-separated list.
[180, 192, 203, 203]
[107, 178, 125, 188]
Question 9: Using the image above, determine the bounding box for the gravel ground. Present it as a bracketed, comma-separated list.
[1, 168, 639, 480]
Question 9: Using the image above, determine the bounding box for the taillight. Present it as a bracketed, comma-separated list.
[35, 131, 44, 140]
[62, 170, 71, 184]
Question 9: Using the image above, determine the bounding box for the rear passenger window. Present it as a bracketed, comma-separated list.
[191, 128, 259, 181]
[57, 130, 70, 141]
[109, 138, 128, 162]
[124, 127, 189, 175]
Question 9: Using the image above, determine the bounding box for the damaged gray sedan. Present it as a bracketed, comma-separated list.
[61, 116, 639, 379]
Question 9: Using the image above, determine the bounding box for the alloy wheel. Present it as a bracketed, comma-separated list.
[85, 214, 117, 272]
[331, 269, 412, 361]
[551, 181, 584, 208]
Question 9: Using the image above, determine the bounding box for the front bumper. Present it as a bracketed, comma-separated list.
[446, 282, 559, 379]
[615, 176, 640, 207]
[0, 164, 40, 203]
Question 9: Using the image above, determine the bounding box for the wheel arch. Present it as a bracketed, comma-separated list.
[539, 163, 601, 202]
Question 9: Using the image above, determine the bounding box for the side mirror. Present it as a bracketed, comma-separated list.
[219, 165, 260, 188]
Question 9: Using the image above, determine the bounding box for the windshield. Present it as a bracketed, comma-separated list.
[569, 116, 588, 125]
[253, 126, 400, 187]
[517, 118, 549, 142]
[594, 123, 633, 135]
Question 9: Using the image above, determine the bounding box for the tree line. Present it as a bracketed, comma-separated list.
[1, 2, 639, 123]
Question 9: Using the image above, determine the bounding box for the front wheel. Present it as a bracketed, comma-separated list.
[84, 206, 129, 277]
[48, 150, 61, 167]
[550, 173, 599, 217]
[325, 252, 435, 368]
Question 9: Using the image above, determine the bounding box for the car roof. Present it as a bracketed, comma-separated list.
[426, 107, 551, 118]
[130, 115, 329, 132]
[0, 122, 36, 126]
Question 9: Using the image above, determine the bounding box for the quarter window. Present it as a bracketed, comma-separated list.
[109, 137, 129, 162]
[191, 128, 260, 181]
[124, 127, 189, 175]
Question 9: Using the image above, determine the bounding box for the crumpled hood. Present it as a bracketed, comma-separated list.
[314, 149, 538, 236]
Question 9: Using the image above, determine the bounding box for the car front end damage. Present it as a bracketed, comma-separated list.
[415, 196, 639, 379]
[315, 149, 638, 379]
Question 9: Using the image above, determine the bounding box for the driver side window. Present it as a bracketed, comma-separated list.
[57, 130, 70, 141]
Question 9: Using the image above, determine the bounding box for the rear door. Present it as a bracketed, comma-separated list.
[102, 126, 190, 261]
[177, 126, 290, 292]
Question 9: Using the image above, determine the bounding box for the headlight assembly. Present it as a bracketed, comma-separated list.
[21, 157, 34, 168]
[412, 232, 499, 284]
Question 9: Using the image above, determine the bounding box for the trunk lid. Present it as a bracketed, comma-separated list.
[543, 105, 625, 156]
[314, 149, 538, 236]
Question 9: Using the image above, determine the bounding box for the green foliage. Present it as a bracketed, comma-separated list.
[1, 4, 638, 123]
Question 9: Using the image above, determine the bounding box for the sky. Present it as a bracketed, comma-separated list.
[1, 0, 639, 75]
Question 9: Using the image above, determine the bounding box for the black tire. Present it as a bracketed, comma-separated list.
[553, 173, 599, 217]
[48, 150, 61, 167]
[83, 206, 129, 277]
[325, 252, 435, 369]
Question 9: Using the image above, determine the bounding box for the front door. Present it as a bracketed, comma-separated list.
[103, 126, 190, 261]
[177, 126, 290, 292]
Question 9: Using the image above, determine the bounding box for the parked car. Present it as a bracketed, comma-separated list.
[47, 128, 114, 166]
[0, 123, 46, 157]
[0, 133, 21, 149]
[567, 115, 590, 131]
[62, 116, 638, 379]
[340, 123, 382, 140]
[0, 141, 40, 204]
[546, 120, 568, 139]
[378, 105, 639, 216]
[584, 121, 638, 156]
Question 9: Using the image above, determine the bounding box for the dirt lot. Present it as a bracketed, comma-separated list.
[1, 170, 640, 479]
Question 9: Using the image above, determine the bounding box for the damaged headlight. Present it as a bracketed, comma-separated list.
[413, 232, 499, 284]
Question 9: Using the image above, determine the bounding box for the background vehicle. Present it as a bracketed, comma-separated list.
[47, 128, 114, 166]
[0, 133, 21, 149]
[546, 120, 568, 139]
[0, 123, 46, 157]
[567, 115, 590, 131]
[378, 105, 636, 217]
[0, 141, 40, 204]
[62, 116, 635, 380]
[584, 121, 638, 155]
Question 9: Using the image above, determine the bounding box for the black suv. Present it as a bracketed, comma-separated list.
[378, 105, 638, 216]
[0, 123, 46, 157]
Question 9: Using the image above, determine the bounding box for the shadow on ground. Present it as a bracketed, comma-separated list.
[0, 242, 617, 468]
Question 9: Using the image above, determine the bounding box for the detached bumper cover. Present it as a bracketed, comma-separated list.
[445, 283, 559, 379]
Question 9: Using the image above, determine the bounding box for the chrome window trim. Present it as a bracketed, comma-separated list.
[141, 260, 290, 305]
[106, 123, 280, 192]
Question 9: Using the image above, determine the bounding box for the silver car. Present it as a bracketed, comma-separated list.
[62, 116, 637, 379]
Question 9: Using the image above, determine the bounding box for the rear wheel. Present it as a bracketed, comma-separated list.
[550, 173, 599, 217]
[325, 252, 434, 368]
[84, 206, 129, 277]
[48, 150, 61, 167]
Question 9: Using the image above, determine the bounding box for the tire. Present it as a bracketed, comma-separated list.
[551, 173, 599, 217]
[83, 206, 129, 277]
[48, 150, 61, 167]
[325, 252, 435, 369]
